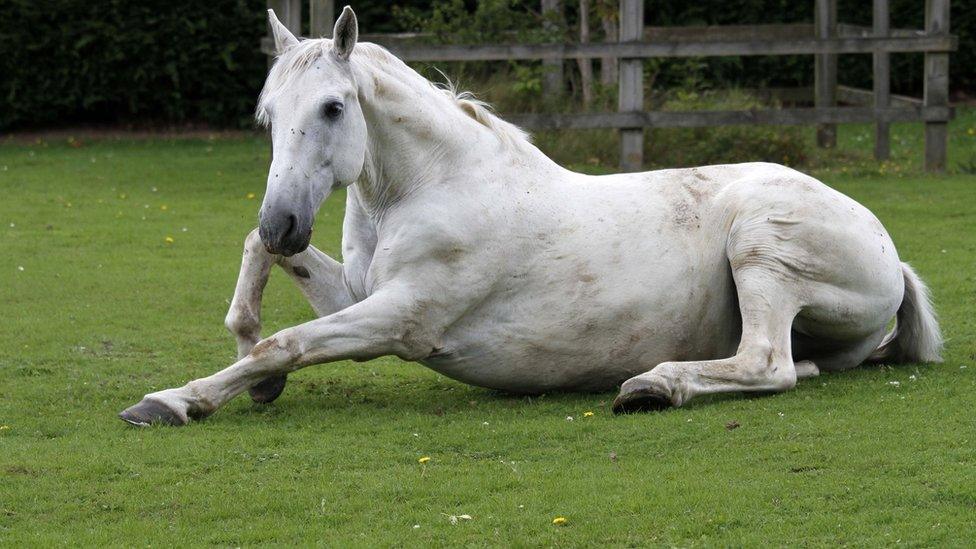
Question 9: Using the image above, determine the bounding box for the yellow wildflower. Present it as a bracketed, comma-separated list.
[552, 516, 567, 526]
[164, 236, 175, 244]
[160, 205, 168, 211]
[0, 425, 9, 431]
[968, 127, 975, 136]
[583, 411, 594, 417]
[418, 456, 431, 464]
[246, 192, 257, 199]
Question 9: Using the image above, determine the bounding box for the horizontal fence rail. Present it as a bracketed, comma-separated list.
[364, 36, 957, 62]
[507, 106, 952, 131]
[264, 0, 956, 172]
[260, 31, 956, 62]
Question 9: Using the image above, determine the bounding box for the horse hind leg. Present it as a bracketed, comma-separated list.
[614, 266, 804, 413]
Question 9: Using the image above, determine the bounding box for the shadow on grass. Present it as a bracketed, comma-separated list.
[165, 357, 937, 428]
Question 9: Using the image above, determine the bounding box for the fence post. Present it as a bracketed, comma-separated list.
[924, 0, 950, 172]
[310, 0, 335, 38]
[542, 0, 565, 99]
[618, 0, 644, 172]
[815, 0, 837, 148]
[266, 0, 303, 56]
[873, 0, 890, 160]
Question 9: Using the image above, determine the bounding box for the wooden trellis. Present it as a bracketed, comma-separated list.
[263, 0, 956, 172]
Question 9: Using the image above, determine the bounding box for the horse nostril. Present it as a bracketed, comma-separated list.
[260, 208, 309, 256]
[284, 214, 298, 238]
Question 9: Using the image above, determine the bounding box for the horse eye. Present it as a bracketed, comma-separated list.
[323, 101, 343, 120]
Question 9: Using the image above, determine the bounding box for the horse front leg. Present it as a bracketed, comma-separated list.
[225, 229, 276, 359]
[120, 290, 432, 426]
[224, 228, 354, 403]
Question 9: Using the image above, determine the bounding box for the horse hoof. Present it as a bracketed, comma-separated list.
[118, 398, 187, 426]
[612, 379, 673, 414]
[249, 374, 287, 403]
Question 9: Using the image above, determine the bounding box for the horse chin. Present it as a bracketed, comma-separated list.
[280, 241, 310, 257]
[273, 237, 311, 257]
[260, 232, 312, 257]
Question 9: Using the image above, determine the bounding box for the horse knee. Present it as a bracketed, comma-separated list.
[244, 227, 269, 255]
[225, 308, 260, 340]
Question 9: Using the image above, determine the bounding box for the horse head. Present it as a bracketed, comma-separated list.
[256, 6, 366, 256]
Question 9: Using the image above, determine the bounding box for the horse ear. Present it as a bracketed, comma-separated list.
[332, 6, 358, 60]
[268, 9, 298, 55]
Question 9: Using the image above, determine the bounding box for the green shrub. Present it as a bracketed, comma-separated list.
[2, 0, 972, 130]
[0, 0, 268, 130]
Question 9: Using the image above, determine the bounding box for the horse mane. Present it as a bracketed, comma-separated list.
[256, 40, 532, 150]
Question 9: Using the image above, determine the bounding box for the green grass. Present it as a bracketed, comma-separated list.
[1, 112, 975, 546]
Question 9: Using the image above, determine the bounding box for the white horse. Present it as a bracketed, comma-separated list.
[120, 7, 942, 426]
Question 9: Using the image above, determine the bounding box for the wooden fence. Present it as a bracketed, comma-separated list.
[263, 0, 956, 172]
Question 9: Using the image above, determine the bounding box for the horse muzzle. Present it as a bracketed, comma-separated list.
[258, 207, 313, 257]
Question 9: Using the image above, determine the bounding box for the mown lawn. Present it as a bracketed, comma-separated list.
[1, 111, 975, 546]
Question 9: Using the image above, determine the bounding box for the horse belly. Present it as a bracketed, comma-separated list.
[420, 249, 740, 393]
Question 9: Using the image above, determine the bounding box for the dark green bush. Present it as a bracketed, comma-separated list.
[1, 0, 972, 131]
[0, 0, 268, 130]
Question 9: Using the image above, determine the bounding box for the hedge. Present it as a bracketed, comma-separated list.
[0, 0, 268, 130]
[0, 0, 971, 131]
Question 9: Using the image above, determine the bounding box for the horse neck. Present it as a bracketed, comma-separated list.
[349, 52, 551, 217]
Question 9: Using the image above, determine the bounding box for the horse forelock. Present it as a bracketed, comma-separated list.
[256, 40, 531, 150]
[256, 40, 332, 127]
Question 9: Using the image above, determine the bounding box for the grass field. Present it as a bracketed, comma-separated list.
[1, 111, 975, 546]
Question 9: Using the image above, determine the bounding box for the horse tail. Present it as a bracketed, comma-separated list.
[868, 262, 943, 364]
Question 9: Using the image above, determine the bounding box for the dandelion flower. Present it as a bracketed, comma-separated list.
[418, 456, 431, 464]
[160, 205, 168, 211]
[164, 236, 175, 244]
[583, 411, 594, 417]
[247, 192, 257, 199]
[552, 516, 568, 526]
